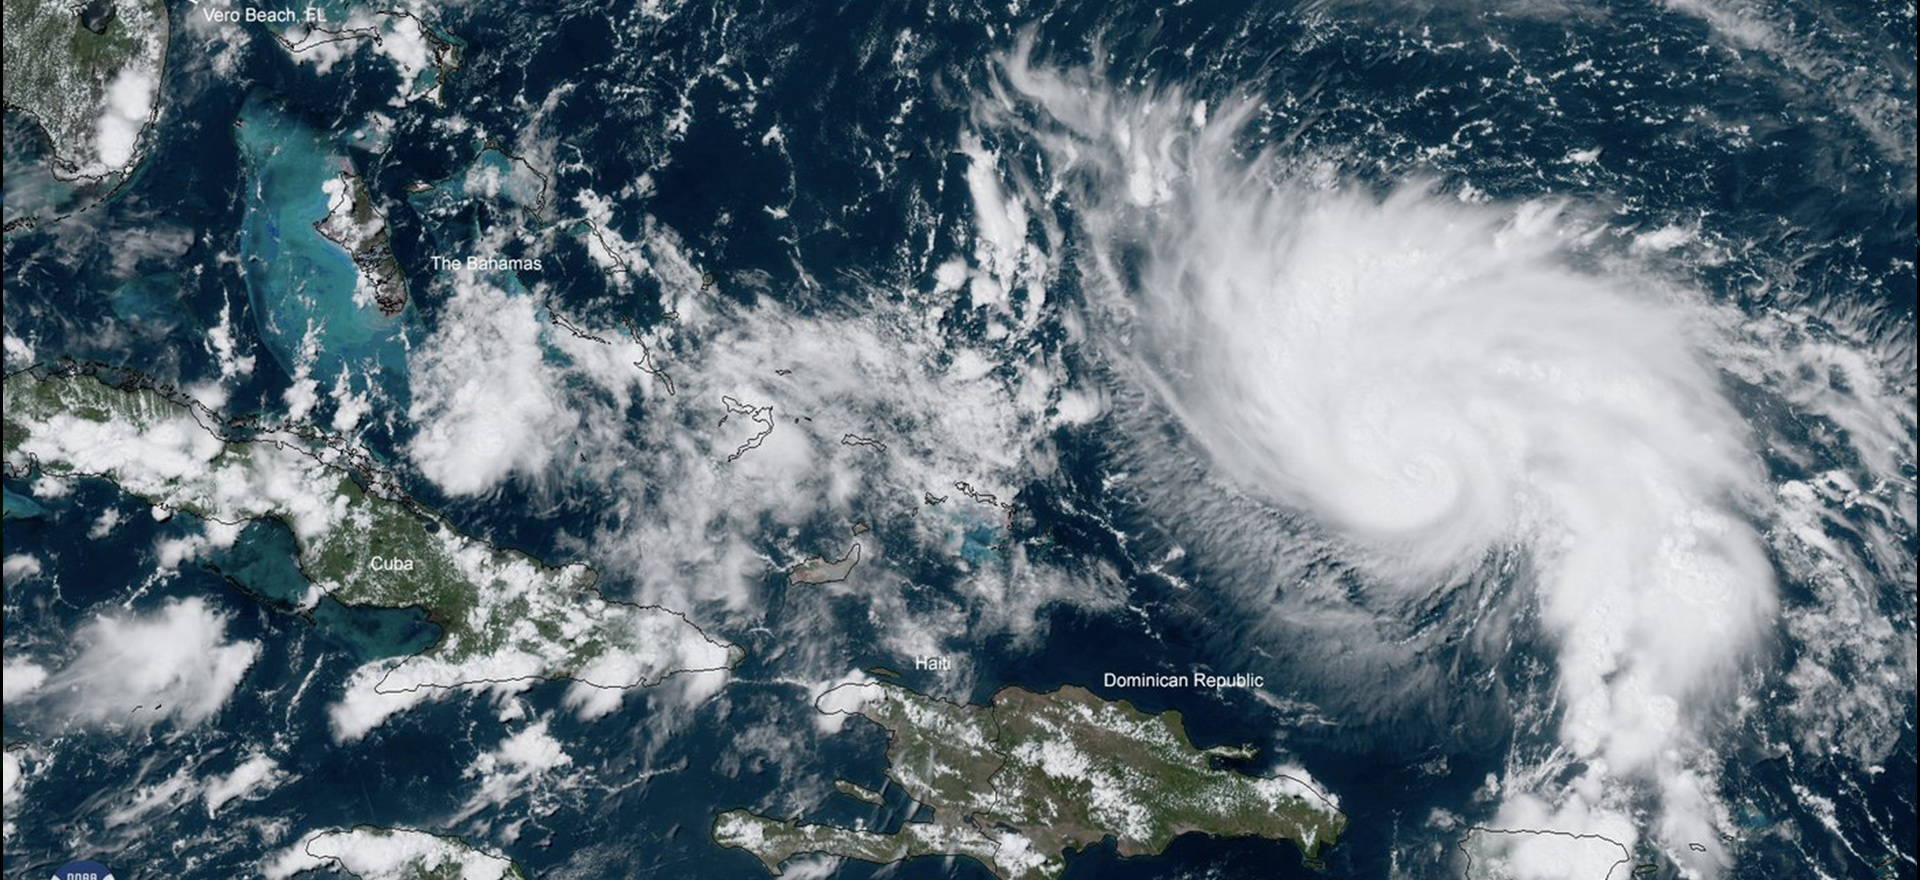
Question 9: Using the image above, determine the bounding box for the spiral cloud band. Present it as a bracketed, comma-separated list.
[984, 47, 1780, 876]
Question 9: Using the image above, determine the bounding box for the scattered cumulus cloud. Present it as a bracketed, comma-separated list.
[31, 597, 259, 730]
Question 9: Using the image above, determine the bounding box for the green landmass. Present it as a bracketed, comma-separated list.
[316, 169, 409, 316]
[2, 0, 167, 177]
[833, 779, 885, 805]
[715, 681, 1344, 880]
[1, 368, 738, 690]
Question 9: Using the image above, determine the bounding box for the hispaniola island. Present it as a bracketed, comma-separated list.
[2, 0, 1913, 878]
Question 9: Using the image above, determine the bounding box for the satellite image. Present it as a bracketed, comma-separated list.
[1, 0, 1914, 878]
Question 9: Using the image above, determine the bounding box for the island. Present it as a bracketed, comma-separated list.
[316, 168, 409, 316]
[833, 779, 885, 805]
[715, 680, 1344, 880]
[2, 366, 740, 737]
[787, 541, 862, 585]
[2, 0, 168, 178]
[1458, 825, 1636, 879]
[273, 8, 462, 107]
[267, 826, 522, 880]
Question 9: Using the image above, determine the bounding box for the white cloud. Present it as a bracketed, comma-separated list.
[772, 856, 845, 880]
[3, 329, 34, 366]
[369, 15, 439, 105]
[1, 555, 41, 586]
[981, 46, 1785, 873]
[400, 191, 1105, 670]
[809, 672, 878, 735]
[265, 827, 519, 880]
[2, 747, 31, 840]
[1, 662, 48, 704]
[558, 293, 1100, 638]
[282, 320, 324, 422]
[573, 191, 650, 283]
[454, 719, 576, 822]
[329, 367, 374, 433]
[960, 136, 1030, 310]
[35, 597, 259, 729]
[154, 519, 244, 571]
[207, 295, 258, 382]
[203, 752, 288, 815]
[405, 275, 564, 496]
[1659, 0, 1913, 168]
[1465, 784, 1639, 879]
[94, 66, 158, 172]
[327, 588, 739, 742]
[88, 508, 123, 539]
[278, 11, 448, 105]
[326, 663, 445, 743]
[104, 765, 198, 828]
[6, 379, 382, 546]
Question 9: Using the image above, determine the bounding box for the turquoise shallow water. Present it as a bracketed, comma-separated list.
[407, 146, 538, 217]
[234, 97, 412, 393]
[1, 120, 83, 221]
[212, 518, 440, 661]
[2, 487, 47, 520]
[0, 0, 1910, 876]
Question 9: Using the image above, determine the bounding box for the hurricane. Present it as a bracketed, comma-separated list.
[3, 1, 1911, 878]
[974, 40, 1904, 876]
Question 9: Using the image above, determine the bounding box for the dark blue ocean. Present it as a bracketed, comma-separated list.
[4, 0, 1913, 878]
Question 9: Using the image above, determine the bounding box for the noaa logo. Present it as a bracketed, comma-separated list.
[51, 860, 114, 880]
